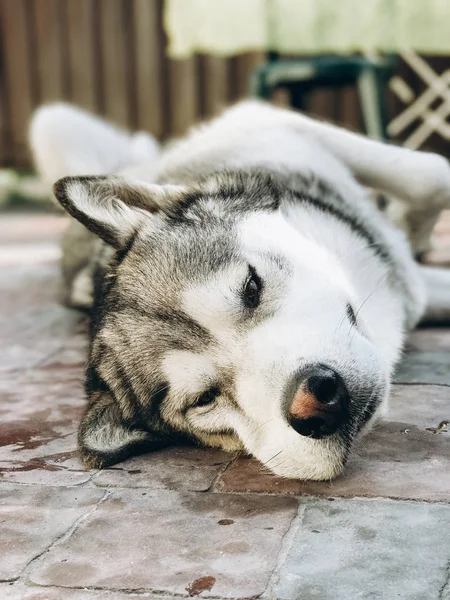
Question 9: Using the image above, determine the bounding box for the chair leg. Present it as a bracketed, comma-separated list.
[357, 68, 386, 140]
[290, 84, 309, 112]
[248, 67, 271, 100]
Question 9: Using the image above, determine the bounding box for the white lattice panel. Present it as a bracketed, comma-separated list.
[388, 51, 450, 150]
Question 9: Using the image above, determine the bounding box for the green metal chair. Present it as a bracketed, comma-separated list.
[250, 53, 396, 140]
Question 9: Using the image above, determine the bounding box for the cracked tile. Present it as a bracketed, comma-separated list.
[442, 572, 450, 600]
[0, 484, 104, 581]
[93, 446, 234, 491]
[29, 489, 298, 598]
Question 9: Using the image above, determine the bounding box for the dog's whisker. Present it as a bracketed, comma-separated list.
[261, 450, 284, 469]
[247, 416, 276, 438]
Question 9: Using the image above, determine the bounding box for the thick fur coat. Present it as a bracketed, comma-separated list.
[30, 101, 450, 480]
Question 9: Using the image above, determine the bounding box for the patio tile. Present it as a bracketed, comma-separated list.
[270, 498, 450, 600]
[0, 262, 85, 371]
[216, 385, 450, 501]
[1, 212, 450, 599]
[406, 326, 450, 352]
[38, 328, 88, 370]
[394, 350, 450, 385]
[0, 484, 104, 581]
[29, 489, 298, 598]
[395, 325, 450, 385]
[93, 446, 235, 492]
[0, 366, 92, 486]
[0, 215, 67, 245]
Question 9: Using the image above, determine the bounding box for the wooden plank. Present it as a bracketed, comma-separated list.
[338, 85, 362, 132]
[98, 0, 132, 128]
[201, 56, 229, 118]
[167, 57, 199, 137]
[0, 0, 36, 166]
[271, 87, 291, 107]
[65, 0, 98, 112]
[0, 75, 8, 165]
[131, 0, 164, 136]
[32, 0, 67, 103]
[309, 88, 337, 122]
[233, 52, 265, 100]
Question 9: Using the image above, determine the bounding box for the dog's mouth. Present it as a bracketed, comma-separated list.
[239, 385, 386, 481]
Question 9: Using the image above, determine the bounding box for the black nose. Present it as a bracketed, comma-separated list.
[287, 365, 349, 439]
[307, 366, 342, 404]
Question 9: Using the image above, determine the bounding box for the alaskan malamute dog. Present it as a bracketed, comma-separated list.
[30, 101, 450, 480]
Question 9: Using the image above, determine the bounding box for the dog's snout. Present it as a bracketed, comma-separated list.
[287, 365, 349, 439]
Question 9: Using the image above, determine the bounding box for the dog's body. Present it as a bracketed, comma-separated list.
[30, 101, 450, 480]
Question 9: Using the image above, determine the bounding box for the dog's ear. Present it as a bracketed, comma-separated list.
[78, 389, 170, 469]
[53, 175, 185, 249]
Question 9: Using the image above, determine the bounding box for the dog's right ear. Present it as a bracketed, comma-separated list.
[78, 390, 169, 469]
[53, 175, 185, 249]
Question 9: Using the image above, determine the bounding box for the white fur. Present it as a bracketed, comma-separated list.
[158, 100, 450, 257]
[84, 422, 148, 453]
[30, 103, 160, 182]
[162, 351, 218, 397]
[181, 211, 389, 479]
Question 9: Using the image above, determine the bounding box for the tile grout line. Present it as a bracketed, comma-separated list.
[15, 488, 113, 586]
[207, 451, 242, 493]
[439, 558, 450, 600]
[261, 500, 307, 599]
[3, 581, 260, 599]
[75, 467, 101, 487]
[0, 477, 97, 490]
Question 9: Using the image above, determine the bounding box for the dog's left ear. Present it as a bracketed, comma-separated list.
[53, 175, 185, 249]
[78, 389, 171, 469]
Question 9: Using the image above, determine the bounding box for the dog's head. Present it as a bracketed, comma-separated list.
[54, 171, 388, 480]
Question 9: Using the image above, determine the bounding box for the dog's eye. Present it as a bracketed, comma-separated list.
[195, 386, 220, 408]
[242, 268, 262, 309]
[346, 303, 357, 326]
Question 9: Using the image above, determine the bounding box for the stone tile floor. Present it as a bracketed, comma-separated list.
[0, 213, 449, 600]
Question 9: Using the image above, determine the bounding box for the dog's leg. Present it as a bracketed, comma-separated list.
[419, 265, 450, 323]
[275, 106, 450, 255]
[277, 109, 450, 209]
[30, 103, 159, 182]
[30, 103, 160, 309]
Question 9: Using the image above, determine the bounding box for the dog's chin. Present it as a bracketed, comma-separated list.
[242, 422, 349, 481]
[257, 440, 347, 481]
[246, 402, 387, 481]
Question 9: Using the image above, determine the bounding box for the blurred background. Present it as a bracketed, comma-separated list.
[0, 0, 448, 206]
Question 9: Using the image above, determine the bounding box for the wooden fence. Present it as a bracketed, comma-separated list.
[0, 0, 267, 167]
[0, 0, 447, 168]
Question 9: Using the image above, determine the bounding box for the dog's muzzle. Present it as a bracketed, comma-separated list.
[285, 365, 350, 439]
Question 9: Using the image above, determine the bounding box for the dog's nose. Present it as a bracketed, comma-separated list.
[287, 365, 349, 439]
